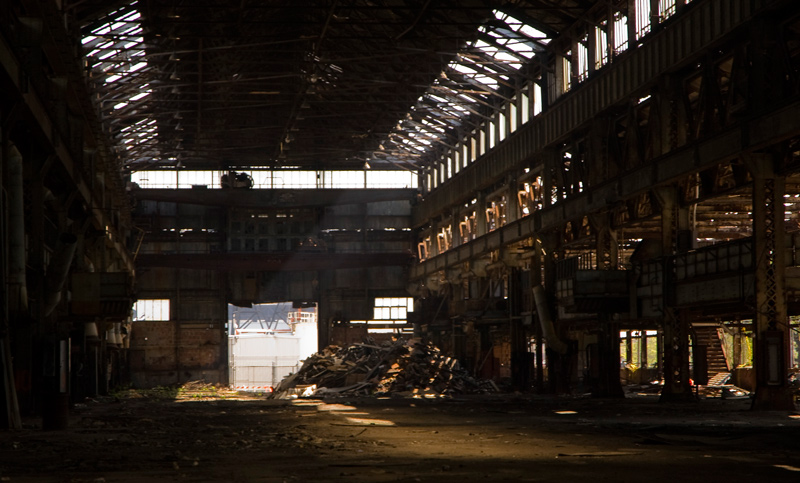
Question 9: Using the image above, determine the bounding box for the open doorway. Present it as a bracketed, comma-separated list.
[228, 303, 317, 391]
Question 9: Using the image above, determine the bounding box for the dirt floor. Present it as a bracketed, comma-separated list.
[1, 385, 800, 482]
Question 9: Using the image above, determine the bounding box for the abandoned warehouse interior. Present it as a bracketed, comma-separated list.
[3, 0, 800, 480]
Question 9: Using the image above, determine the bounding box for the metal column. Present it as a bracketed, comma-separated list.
[655, 186, 693, 401]
[748, 155, 794, 410]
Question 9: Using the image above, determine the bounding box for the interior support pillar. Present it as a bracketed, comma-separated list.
[592, 213, 618, 271]
[1, 130, 23, 429]
[640, 331, 649, 372]
[218, 275, 229, 386]
[747, 154, 794, 410]
[676, 197, 696, 253]
[475, 192, 487, 237]
[594, 311, 624, 398]
[540, 232, 569, 393]
[654, 186, 693, 401]
[505, 176, 519, 224]
[28, 153, 58, 422]
[661, 308, 692, 401]
[592, 213, 624, 397]
[531, 239, 544, 393]
[508, 268, 527, 391]
[316, 270, 333, 351]
[451, 206, 462, 249]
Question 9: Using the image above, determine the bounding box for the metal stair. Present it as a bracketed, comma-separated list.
[693, 326, 730, 375]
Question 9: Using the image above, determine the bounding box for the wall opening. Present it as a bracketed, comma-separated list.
[227, 302, 317, 392]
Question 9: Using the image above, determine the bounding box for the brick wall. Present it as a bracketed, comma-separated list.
[129, 321, 225, 387]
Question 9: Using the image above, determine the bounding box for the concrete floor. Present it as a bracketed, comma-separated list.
[1, 391, 799, 482]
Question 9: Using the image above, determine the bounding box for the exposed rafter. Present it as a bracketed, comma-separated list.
[75, 0, 595, 172]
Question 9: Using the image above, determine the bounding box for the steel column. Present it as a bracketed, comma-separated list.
[654, 186, 694, 401]
[594, 213, 624, 397]
[747, 154, 794, 410]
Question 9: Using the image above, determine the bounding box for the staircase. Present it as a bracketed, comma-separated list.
[693, 326, 730, 377]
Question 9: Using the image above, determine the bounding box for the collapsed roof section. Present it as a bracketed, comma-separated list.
[76, 1, 589, 173]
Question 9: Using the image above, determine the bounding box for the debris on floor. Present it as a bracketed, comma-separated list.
[271, 338, 492, 399]
[695, 384, 750, 398]
[625, 375, 751, 399]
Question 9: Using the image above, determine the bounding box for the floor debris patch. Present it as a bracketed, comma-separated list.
[557, 451, 643, 457]
[270, 337, 492, 398]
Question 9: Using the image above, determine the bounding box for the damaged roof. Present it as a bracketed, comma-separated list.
[72, 0, 596, 172]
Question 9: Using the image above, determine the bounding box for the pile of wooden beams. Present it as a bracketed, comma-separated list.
[271, 338, 492, 398]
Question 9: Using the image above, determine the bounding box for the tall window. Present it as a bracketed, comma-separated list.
[576, 38, 589, 82]
[614, 12, 629, 54]
[594, 24, 609, 69]
[520, 92, 530, 124]
[509, 101, 518, 133]
[635, 0, 652, 39]
[533, 82, 543, 116]
[660, 0, 677, 20]
[561, 53, 572, 93]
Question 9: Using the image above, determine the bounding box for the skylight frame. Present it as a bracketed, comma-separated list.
[372, 8, 556, 172]
[82, 1, 161, 169]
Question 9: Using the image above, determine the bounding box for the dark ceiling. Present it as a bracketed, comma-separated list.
[72, 1, 596, 172]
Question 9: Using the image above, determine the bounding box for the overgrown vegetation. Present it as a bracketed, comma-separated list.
[109, 381, 235, 401]
[110, 384, 180, 400]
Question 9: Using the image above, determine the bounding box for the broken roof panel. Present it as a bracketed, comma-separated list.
[75, 0, 598, 173]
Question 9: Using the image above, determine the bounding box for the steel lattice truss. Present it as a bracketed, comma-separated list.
[72, 0, 590, 173]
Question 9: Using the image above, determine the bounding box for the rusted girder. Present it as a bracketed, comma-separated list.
[132, 187, 417, 208]
[136, 251, 414, 271]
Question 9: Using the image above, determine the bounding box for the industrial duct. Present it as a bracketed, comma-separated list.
[42, 233, 78, 317]
[8, 145, 27, 314]
[532, 284, 568, 355]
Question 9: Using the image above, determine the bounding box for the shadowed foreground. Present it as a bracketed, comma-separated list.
[1, 388, 799, 482]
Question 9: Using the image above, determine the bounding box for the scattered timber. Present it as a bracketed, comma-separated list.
[271, 338, 493, 399]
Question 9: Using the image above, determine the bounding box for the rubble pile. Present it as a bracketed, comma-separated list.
[271, 338, 492, 398]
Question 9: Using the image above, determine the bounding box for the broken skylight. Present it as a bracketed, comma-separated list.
[376, 9, 553, 167]
[82, 1, 159, 166]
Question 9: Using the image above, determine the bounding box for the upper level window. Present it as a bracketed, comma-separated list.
[614, 12, 629, 54]
[635, 0, 652, 39]
[577, 38, 589, 82]
[660, 0, 677, 21]
[595, 24, 609, 69]
[133, 299, 170, 321]
[373, 297, 414, 321]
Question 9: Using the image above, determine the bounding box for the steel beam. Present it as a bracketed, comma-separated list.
[132, 187, 417, 208]
[411, 98, 800, 281]
[136, 252, 414, 271]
